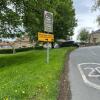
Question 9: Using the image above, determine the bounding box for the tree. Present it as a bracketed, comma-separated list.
[0, 0, 22, 35]
[53, 0, 77, 39]
[93, 0, 100, 26]
[94, 0, 100, 9]
[78, 28, 89, 42]
[0, 0, 77, 41]
[96, 15, 100, 26]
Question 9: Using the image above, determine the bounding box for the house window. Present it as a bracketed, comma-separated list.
[93, 38, 97, 43]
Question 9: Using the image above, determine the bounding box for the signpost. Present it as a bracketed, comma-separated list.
[44, 11, 53, 64]
[38, 11, 54, 64]
[44, 11, 53, 33]
[38, 32, 54, 42]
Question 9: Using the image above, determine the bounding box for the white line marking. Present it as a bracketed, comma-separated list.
[84, 67, 100, 77]
[78, 63, 100, 90]
[95, 67, 100, 73]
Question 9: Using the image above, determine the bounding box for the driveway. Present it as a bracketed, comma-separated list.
[69, 46, 100, 100]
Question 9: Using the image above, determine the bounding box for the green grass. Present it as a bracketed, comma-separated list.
[0, 47, 74, 100]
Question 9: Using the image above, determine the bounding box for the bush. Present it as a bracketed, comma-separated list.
[34, 42, 44, 50]
[34, 46, 44, 50]
[0, 47, 33, 54]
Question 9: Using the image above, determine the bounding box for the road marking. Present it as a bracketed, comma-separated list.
[84, 67, 100, 77]
[95, 67, 100, 73]
[78, 63, 100, 90]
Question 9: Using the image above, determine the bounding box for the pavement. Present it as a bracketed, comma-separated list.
[69, 46, 100, 100]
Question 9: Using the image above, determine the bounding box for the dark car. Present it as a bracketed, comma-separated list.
[59, 41, 79, 47]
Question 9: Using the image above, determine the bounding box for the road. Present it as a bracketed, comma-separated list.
[69, 46, 100, 100]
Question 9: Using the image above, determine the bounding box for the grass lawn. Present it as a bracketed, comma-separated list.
[0, 47, 74, 100]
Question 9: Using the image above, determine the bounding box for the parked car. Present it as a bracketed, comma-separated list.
[59, 41, 79, 47]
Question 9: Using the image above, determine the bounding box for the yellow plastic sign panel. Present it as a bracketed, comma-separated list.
[38, 32, 54, 42]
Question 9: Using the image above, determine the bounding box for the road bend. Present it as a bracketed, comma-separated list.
[69, 46, 100, 100]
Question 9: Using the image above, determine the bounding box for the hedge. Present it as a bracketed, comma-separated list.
[0, 47, 34, 54]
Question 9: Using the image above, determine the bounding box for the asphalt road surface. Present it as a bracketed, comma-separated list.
[69, 46, 100, 100]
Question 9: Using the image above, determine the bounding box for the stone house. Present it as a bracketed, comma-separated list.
[90, 29, 100, 44]
[0, 33, 34, 48]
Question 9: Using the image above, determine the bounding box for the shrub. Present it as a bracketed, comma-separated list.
[34, 42, 44, 50]
[0, 47, 33, 54]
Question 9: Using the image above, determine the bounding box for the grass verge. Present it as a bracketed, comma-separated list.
[0, 47, 75, 100]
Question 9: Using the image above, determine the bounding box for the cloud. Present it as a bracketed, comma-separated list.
[73, 0, 99, 41]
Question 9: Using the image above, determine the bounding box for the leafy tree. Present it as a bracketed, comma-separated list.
[94, 0, 100, 9]
[96, 16, 100, 26]
[0, 0, 22, 35]
[78, 28, 89, 42]
[0, 0, 77, 41]
[93, 0, 100, 26]
[53, 0, 77, 39]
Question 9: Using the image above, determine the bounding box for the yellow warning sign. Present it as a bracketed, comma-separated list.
[38, 32, 54, 42]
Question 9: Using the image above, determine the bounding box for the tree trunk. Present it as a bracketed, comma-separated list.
[12, 46, 16, 54]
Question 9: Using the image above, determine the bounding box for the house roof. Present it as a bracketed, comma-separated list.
[92, 29, 100, 34]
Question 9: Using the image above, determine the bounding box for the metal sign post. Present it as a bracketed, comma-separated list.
[47, 42, 49, 64]
[38, 32, 54, 64]
[44, 11, 53, 64]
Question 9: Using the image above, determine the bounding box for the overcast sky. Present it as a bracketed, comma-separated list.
[73, 0, 100, 41]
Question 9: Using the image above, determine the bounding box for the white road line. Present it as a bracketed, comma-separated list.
[84, 67, 100, 77]
[95, 67, 100, 73]
[78, 63, 100, 90]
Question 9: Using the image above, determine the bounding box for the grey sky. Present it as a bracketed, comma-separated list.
[73, 0, 99, 41]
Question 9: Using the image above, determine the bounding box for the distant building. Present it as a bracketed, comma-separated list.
[0, 33, 34, 49]
[15, 33, 32, 48]
[90, 29, 100, 44]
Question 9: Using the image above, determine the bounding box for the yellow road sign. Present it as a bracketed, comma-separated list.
[38, 32, 54, 42]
